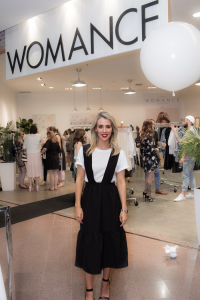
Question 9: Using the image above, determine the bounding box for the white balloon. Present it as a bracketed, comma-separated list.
[140, 22, 200, 93]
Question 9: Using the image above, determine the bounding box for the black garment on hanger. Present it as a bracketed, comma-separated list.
[164, 127, 174, 170]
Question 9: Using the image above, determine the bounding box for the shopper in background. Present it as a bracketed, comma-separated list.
[40, 136, 48, 186]
[72, 129, 86, 176]
[15, 132, 28, 189]
[48, 126, 66, 187]
[172, 115, 196, 202]
[75, 111, 128, 300]
[41, 131, 61, 191]
[63, 130, 70, 170]
[23, 125, 43, 192]
[140, 120, 158, 202]
[66, 128, 73, 169]
[150, 119, 167, 195]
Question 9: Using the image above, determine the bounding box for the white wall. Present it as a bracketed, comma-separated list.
[0, 82, 18, 127]
[180, 87, 200, 120]
[18, 91, 145, 134]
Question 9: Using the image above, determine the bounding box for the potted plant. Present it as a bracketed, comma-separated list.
[0, 121, 20, 191]
[179, 129, 200, 245]
[16, 118, 35, 134]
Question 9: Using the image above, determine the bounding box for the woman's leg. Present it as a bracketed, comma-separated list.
[85, 272, 94, 300]
[67, 153, 71, 167]
[28, 177, 34, 191]
[48, 170, 54, 190]
[35, 177, 40, 191]
[41, 159, 47, 185]
[145, 170, 155, 198]
[100, 268, 111, 298]
[54, 170, 58, 190]
[20, 167, 26, 187]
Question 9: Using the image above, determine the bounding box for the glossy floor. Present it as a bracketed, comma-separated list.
[1, 213, 200, 300]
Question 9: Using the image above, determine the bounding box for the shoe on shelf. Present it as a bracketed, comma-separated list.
[186, 193, 194, 199]
[174, 194, 186, 202]
[155, 189, 167, 195]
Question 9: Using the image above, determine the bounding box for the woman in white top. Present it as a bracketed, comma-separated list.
[75, 112, 129, 300]
[23, 125, 43, 192]
[73, 129, 86, 176]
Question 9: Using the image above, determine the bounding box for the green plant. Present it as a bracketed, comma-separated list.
[16, 118, 35, 134]
[0, 121, 20, 163]
[179, 129, 200, 167]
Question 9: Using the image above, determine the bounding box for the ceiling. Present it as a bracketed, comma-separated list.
[0, 0, 70, 32]
[1, 0, 200, 94]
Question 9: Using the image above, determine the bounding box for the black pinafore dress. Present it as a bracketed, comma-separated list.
[75, 145, 128, 275]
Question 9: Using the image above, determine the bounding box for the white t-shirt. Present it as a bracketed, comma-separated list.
[23, 134, 41, 154]
[76, 147, 129, 183]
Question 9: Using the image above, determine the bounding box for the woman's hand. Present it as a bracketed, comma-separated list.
[119, 211, 128, 227]
[179, 158, 185, 165]
[75, 206, 83, 224]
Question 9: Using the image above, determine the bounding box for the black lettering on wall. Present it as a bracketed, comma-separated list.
[142, 0, 159, 41]
[115, 8, 138, 45]
[45, 34, 65, 66]
[90, 16, 113, 54]
[68, 28, 88, 60]
[7, 46, 27, 74]
[26, 41, 44, 69]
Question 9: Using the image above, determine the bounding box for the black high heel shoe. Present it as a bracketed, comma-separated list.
[145, 194, 154, 202]
[99, 278, 110, 300]
[85, 288, 93, 299]
[143, 192, 147, 198]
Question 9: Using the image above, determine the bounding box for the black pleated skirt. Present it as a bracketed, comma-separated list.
[75, 182, 128, 275]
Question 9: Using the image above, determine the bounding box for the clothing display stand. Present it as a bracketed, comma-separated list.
[0, 206, 16, 300]
[118, 125, 138, 206]
[155, 123, 184, 193]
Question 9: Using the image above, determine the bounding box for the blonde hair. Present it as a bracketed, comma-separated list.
[47, 131, 57, 143]
[87, 111, 120, 156]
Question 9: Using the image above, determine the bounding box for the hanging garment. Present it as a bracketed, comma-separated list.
[164, 128, 174, 170]
[117, 126, 136, 171]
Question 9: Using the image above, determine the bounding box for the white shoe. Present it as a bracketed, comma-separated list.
[186, 193, 194, 199]
[174, 194, 186, 202]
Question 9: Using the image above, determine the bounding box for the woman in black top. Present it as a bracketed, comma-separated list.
[42, 131, 61, 191]
[140, 120, 158, 202]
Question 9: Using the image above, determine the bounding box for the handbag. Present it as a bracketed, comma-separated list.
[21, 153, 27, 162]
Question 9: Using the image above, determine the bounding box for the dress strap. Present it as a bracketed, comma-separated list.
[83, 144, 95, 183]
[102, 151, 120, 183]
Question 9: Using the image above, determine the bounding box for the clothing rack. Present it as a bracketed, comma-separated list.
[118, 125, 138, 206]
[155, 122, 184, 128]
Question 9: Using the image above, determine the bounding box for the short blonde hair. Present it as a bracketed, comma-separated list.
[87, 111, 120, 156]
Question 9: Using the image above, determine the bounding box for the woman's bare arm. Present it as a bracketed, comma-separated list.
[75, 165, 85, 224]
[116, 170, 128, 227]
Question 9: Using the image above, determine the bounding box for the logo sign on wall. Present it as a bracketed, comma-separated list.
[143, 93, 181, 122]
[6, 0, 168, 80]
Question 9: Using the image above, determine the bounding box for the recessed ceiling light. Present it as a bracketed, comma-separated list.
[65, 88, 69, 90]
[49, 87, 54, 89]
[37, 77, 42, 81]
[148, 87, 157, 89]
[121, 87, 129, 90]
[193, 12, 200, 17]
[41, 84, 45, 86]
[92, 88, 101, 90]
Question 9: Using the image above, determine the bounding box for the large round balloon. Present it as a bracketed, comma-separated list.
[140, 22, 200, 93]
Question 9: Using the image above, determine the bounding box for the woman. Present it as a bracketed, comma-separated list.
[66, 128, 73, 170]
[15, 132, 28, 189]
[140, 120, 158, 202]
[23, 124, 43, 192]
[75, 111, 129, 300]
[48, 126, 66, 187]
[41, 131, 61, 191]
[73, 129, 86, 176]
[63, 130, 70, 170]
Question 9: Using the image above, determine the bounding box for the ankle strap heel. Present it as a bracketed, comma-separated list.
[99, 279, 110, 299]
